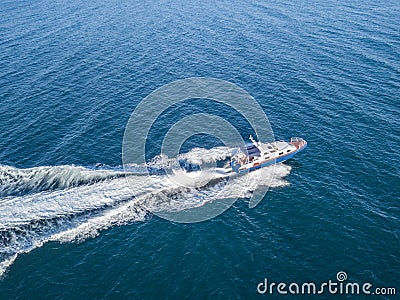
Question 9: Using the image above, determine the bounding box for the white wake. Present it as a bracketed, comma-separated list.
[0, 147, 292, 277]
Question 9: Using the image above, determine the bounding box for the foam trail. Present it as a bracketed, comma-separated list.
[0, 147, 292, 278]
[0, 164, 128, 197]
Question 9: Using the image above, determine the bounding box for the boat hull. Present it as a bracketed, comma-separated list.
[231, 141, 307, 174]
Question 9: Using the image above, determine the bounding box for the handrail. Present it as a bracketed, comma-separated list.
[291, 137, 304, 142]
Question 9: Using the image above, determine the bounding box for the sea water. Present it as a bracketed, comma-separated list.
[0, 0, 399, 298]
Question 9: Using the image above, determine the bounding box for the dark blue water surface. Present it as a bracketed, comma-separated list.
[0, 0, 399, 298]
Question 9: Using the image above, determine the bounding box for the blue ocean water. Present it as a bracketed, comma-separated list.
[0, 0, 399, 298]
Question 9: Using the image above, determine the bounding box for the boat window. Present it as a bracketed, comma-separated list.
[287, 150, 291, 152]
[270, 150, 276, 153]
[267, 146, 272, 149]
[279, 152, 283, 155]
